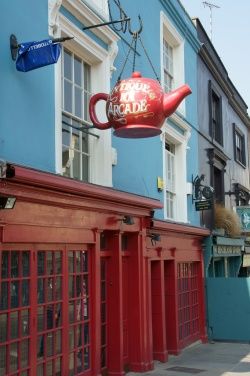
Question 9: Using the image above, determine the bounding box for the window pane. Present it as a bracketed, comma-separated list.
[11, 251, 19, 278]
[73, 151, 81, 180]
[37, 279, 44, 304]
[11, 281, 19, 308]
[9, 342, 18, 372]
[62, 122, 71, 147]
[21, 310, 29, 337]
[10, 311, 18, 339]
[0, 345, 6, 373]
[38, 252, 45, 276]
[47, 252, 53, 274]
[74, 56, 82, 86]
[20, 339, 29, 368]
[22, 280, 29, 306]
[72, 128, 80, 150]
[55, 252, 62, 274]
[64, 81, 73, 113]
[74, 87, 82, 118]
[0, 314, 7, 342]
[84, 91, 91, 122]
[64, 50, 72, 80]
[22, 252, 30, 277]
[82, 154, 88, 182]
[1, 251, 8, 278]
[0, 282, 8, 310]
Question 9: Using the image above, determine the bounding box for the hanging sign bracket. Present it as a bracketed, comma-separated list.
[82, 17, 130, 31]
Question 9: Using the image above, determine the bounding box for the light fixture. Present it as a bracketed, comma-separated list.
[148, 233, 161, 245]
[0, 196, 16, 209]
[122, 215, 134, 225]
[0, 160, 15, 179]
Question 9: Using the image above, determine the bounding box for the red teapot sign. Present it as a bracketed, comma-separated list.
[89, 71, 191, 138]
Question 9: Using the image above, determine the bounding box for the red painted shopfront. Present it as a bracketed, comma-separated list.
[0, 165, 209, 376]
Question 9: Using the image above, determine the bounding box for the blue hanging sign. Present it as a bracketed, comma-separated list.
[16, 39, 61, 72]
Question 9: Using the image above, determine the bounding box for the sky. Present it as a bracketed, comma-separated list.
[180, 0, 250, 113]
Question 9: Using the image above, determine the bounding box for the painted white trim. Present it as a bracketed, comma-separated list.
[54, 5, 118, 186]
[161, 116, 191, 223]
[62, 0, 119, 45]
[48, 0, 62, 37]
[82, 0, 109, 20]
[160, 11, 185, 115]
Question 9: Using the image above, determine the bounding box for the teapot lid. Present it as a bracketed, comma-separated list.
[131, 71, 142, 78]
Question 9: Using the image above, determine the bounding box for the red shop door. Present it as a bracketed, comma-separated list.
[177, 262, 200, 347]
[0, 245, 92, 376]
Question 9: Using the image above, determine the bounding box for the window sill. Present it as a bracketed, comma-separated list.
[235, 159, 246, 169]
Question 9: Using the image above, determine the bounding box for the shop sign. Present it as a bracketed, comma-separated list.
[195, 199, 213, 211]
[235, 206, 250, 232]
[242, 254, 250, 267]
[89, 72, 191, 138]
[213, 245, 242, 257]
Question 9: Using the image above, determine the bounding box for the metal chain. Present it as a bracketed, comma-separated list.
[117, 36, 136, 81]
[132, 33, 138, 73]
[138, 35, 160, 83]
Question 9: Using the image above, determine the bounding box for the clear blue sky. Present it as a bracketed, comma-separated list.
[180, 0, 250, 113]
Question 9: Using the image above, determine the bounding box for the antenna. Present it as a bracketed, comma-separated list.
[203, 1, 220, 41]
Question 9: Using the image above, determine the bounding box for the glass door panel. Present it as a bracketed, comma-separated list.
[0, 250, 31, 376]
[36, 250, 63, 376]
[68, 250, 90, 375]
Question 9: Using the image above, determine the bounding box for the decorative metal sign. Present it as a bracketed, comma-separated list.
[195, 199, 213, 211]
[89, 72, 191, 138]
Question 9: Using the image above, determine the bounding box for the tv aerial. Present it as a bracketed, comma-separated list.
[203, 1, 220, 41]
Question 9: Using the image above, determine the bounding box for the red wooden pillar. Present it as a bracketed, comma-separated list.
[92, 231, 102, 375]
[151, 260, 168, 362]
[107, 232, 125, 376]
[128, 230, 154, 372]
[165, 260, 179, 355]
[30, 248, 38, 376]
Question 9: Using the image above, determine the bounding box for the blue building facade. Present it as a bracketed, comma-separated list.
[111, 0, 201, 224]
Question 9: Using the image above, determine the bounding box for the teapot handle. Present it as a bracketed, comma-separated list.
[89, 93, 111, 130]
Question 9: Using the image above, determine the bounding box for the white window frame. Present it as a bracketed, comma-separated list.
[53, 1, 119, 187]
[160, 11, 190, 222]
[162, 114, 191, 223]
[160, 11, 185, 115]
[163, 39, 174, 93]
[61, 48, 91, 181]
[165, 141, 176, 219]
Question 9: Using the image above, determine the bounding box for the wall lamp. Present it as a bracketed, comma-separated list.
[0, 196, 16, 209]
[0, 160, 15, 179]
[148, 233, 161, 245]
[122, 215, 135, 225]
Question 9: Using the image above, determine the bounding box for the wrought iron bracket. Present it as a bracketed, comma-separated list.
[82, 17, 130, 32]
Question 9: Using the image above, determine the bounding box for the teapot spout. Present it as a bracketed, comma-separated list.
[163, 85, 192, 117]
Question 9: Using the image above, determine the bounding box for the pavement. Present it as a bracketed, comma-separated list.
[127, 341, 250, 376]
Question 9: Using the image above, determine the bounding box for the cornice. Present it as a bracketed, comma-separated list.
[151, 219, 210, 237]
[2, 165, 162, 213]
[62, 0, 119, 45]
[200, 46, 250, 128]
[159, 0, 200, 52]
